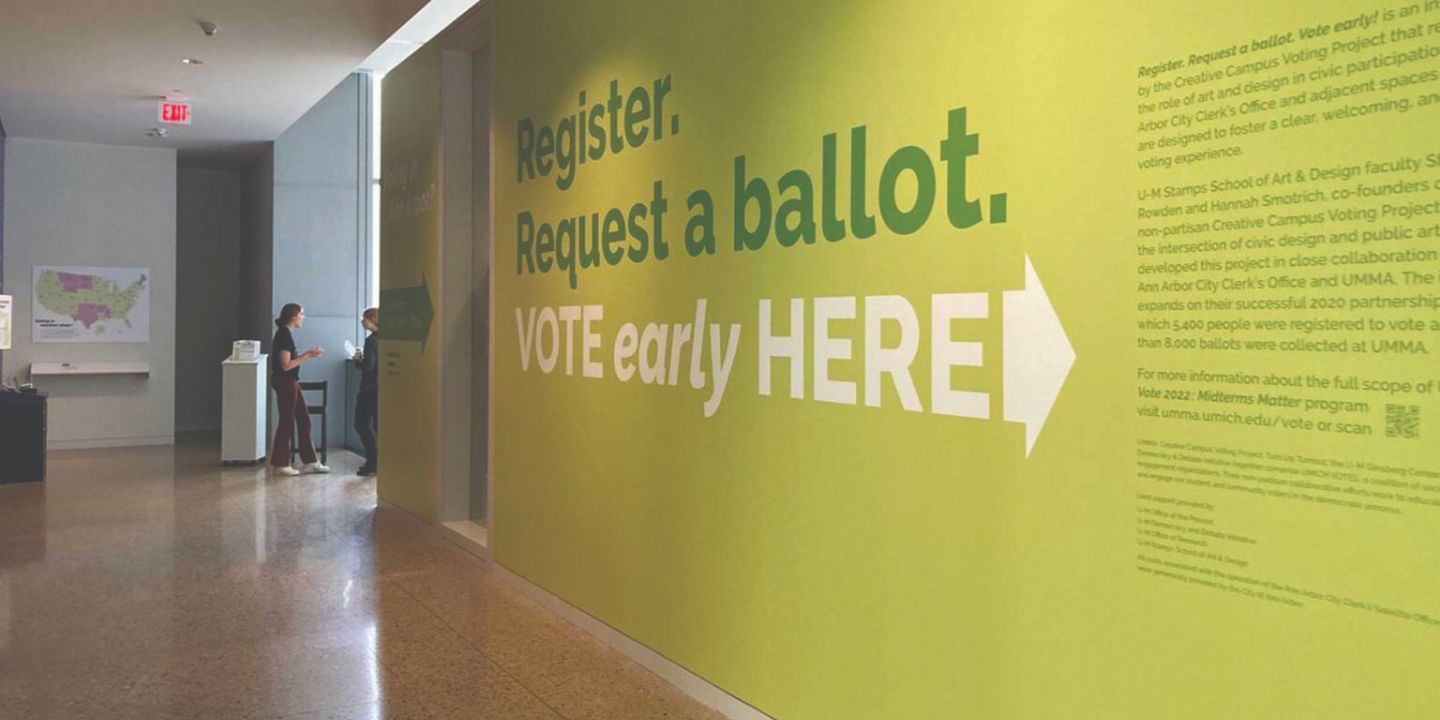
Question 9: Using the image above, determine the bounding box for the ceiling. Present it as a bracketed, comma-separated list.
[357, 0, 491, 76]
[0, 0, 431, 168]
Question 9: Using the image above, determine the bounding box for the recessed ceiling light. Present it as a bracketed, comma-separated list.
[181, 58, 203, 65]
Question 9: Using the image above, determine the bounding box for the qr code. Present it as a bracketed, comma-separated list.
[1386, 404, 1420, 439]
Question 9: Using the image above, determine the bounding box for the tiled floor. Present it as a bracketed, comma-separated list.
[0, 441, 723, 720]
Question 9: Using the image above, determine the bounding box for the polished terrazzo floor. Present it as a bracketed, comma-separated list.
[0, 441, 722, 720]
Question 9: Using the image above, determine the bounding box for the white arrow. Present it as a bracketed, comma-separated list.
[1003, 254, 1076, 457]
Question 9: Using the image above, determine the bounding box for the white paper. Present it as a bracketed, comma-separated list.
[0, 295, 12, 350]
[32, 266, 150, 343]
[344, 340, 358, 358]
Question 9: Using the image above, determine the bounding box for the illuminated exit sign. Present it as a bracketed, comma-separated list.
[159, 101, 191, 125]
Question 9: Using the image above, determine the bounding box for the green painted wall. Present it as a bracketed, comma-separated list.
[378, 44, 442, 523]
[489, 1, 1440, 717]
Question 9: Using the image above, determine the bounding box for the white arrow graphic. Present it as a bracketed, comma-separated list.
[1003, 254, 1076, 457]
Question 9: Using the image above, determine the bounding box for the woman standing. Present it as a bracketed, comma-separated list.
[352, 307, 380, 476]
[270, 303, 329, 476]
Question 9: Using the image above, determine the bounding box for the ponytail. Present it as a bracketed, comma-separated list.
[276, 303, 302, 328]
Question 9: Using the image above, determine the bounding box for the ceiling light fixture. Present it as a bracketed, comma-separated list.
[199, 21, 218, 37]
[181, 57, 203, 65]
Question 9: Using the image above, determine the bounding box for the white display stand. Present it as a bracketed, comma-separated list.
[222, 356, 268, 464]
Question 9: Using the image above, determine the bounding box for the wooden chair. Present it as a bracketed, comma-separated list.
[290, 380, 328, 465]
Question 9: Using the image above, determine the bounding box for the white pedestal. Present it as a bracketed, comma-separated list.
[222, 356, 268, 464]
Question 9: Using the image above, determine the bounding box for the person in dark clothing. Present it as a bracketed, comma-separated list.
[352, 307, 380, 476]
[270, 303, 329, 476]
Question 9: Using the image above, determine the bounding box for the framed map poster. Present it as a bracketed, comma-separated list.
[32, 266, 150, 343]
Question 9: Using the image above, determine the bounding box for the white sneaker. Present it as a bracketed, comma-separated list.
[301, 462, 331, 475]
[271, 465, 301, 476]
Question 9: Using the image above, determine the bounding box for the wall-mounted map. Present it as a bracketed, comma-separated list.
[0, 295, 12, 350]
[32, 266, 150, 343]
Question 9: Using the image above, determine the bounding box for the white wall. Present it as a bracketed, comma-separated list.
[0, 118, 8, 369]
[1, 138, 177, 448]
[176, 167, 242, 432]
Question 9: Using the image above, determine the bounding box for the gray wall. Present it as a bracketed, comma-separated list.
[239, 146, 274, 351]
[470, 48, 492, 522]
[175, 168, 242, 432]
[438, 49, 475, 523]
[272, 74, 373, 449]
[1, 138, 177, 448]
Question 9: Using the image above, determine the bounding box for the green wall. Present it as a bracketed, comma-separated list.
[488, 0, 1440, 717]
[378, 44, 442, 523]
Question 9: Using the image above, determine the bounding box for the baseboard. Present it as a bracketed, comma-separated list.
[439, 520, 490, 559]
[491, 564, 776, 720]
[48, 435, 175, 450]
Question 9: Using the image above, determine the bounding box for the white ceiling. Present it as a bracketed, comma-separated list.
[0, 0, 431, 168]
[357, 0, 489, 76]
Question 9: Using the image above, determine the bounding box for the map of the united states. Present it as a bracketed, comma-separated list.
[34, 269, 147, 336]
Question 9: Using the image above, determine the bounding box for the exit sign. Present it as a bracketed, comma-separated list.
[159, 101, 191, 125]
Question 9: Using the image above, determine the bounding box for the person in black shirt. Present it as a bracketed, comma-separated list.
[270, 303, 328, 476]
[352, 307, 380, 476]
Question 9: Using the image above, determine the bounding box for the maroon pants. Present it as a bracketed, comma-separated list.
[270, 377, 317, 467]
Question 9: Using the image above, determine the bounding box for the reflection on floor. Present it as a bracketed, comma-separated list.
[0, 441, 722, 720]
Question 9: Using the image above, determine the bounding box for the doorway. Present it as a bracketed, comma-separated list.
[433, 8, 493, 556]
[469, 47, 491, 528]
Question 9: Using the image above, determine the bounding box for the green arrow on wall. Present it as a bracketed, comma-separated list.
[380, 277, 434, 352]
